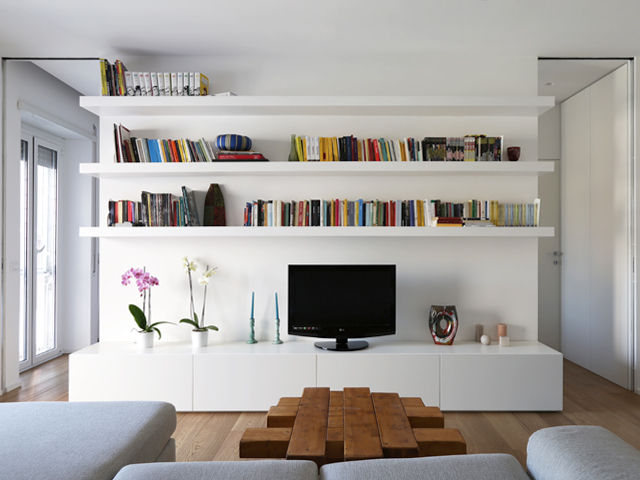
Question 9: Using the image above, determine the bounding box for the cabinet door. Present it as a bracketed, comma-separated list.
[193, 353, 316, 411]
[440, 353, 562, 411]
[316, 354, 440, 407]
[69, 352, 193, 411]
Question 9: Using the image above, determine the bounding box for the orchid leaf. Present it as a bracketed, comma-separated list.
[179, 318, 200, 329]
[148, 321, 174, 328]
[152, 327, 161, 339]
[129, 304, 147, 330]
[205, 325, 219, 331]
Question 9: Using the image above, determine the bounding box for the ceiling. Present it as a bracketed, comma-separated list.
[539, 59, 628, 103]
[1, 0, 640, 58]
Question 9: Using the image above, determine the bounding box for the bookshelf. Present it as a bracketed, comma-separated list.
[79, 226, 555, 238]
[79, 95, 554, 117]
[79, 161, 555, 178]
[71, 93, 561, 412]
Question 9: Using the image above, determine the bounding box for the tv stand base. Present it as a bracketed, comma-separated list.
[314, 339, 369, 351]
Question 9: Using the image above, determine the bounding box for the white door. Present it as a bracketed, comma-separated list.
[560, 63, 632, 388]
[18, 129, 62, 370]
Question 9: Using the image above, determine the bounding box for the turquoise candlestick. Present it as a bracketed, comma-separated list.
[247, 292, 257, 344]
[273, 292, 283, 344]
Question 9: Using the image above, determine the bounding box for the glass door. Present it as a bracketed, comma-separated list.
[19, 131, 60, 370]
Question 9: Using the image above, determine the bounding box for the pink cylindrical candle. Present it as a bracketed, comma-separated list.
[497, 323, 507, 338]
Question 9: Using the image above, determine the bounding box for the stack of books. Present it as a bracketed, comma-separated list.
[100, 59, 210, 96]
[113, 124, 216, 162]
[216, 151, 267, 162]
[288, 135, 503, 161]
[107, 187, 200, 227]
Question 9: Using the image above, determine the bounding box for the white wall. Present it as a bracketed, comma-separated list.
[0, 60, 5, 393]
[123, 54, 538, 96]
[59, 139, 96, 352]
[538, 105, 561, 350]
[95, 54, 542, 346]
[2, 61, 97, 390]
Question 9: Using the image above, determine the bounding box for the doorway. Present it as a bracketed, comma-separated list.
[19, 127, 62, 370]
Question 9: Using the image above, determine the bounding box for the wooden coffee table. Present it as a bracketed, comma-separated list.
[239, 387, 466, 465]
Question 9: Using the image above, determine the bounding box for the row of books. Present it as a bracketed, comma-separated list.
[114, 124, 216, 163]
[108, 187, 200, 227]
[289, 135, 503, 162]
[100, 59, 210, 96]
[243, 198, 540, 227]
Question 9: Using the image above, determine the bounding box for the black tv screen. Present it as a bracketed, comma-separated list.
[288, 264, 396, 350]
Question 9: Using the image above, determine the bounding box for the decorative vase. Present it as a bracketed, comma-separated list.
[137, 331, 154, 350]
[428, 305, 459, 345]
[203, 183, 226, 226]
[507, 146, 521, 162]
[288, 134, 299, 162]
[191, 330, 209, 349]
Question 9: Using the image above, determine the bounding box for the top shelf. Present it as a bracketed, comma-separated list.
[80, 161, 555, 178]
[79, 95, 555, 117]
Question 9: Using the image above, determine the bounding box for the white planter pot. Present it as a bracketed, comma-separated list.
[137, 331, 155, 350]
[192, 330, 209, 349]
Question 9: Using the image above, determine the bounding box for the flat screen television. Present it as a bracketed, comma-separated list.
[288, 264, 396, 351]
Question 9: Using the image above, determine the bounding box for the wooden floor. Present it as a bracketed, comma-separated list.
[1, 356, 639, 467]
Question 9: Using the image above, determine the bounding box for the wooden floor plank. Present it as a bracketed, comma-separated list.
[286, 387, 330, 463]
[372, 392, 419, 457]
[343, 387, 383, 461]
[5, 356, 640, 469]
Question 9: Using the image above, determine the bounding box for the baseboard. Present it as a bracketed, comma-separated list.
[3, 381, 21, 394]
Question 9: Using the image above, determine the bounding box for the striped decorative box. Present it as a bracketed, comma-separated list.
[216, 134, 252, 151]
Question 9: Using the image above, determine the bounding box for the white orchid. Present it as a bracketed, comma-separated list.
[180, 258, 219, 332]
[198, 265, 217, 286]
[183, 257, 197, 272]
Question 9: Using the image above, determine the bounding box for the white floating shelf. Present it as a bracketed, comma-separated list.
[79, 161, 554, 178]
[79, 95, 555, 117]
[79, 226, 554, 238]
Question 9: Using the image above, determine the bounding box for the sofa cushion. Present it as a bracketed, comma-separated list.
[320, 454, 528, 480]
[527, 425, 640, 480]
[114, 460, 318, 480]
[0, 401, 176, 480]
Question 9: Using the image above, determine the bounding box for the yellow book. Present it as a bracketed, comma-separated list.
[321, 137, 328, 161]
[295, 136, 303, 162]
[195, 73, 210, 95]
[332, 137, 339, 161]
[100, 59, 109, 95]
[343, 200, 348, 226]
[302, 137, 308, 162]
[178, 139, 188, 162]
[357, 140, 363, 161]
[330, 200, 335, 226]
[384, 140, 392, 162]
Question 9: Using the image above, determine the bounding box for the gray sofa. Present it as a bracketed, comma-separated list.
[0, 401, 176, 480]
[113, 425, 640, 480]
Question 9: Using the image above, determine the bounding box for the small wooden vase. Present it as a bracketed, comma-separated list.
[429, 305, 459, 345]
[203, 183, 226, 226]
